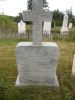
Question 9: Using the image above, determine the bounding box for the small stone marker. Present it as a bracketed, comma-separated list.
[18, 20, 26, 34]
[16, 0, 59, 87]
[68, 23, 72, 29]
[43, 22, 51, 35]
[60, 14, 68, 35]
[72, 55, 75, 76]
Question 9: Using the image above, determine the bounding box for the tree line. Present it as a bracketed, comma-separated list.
[0, 15, 17, 34]
[0, 0, 75, 34]
[13, 0, 75, 27]
[13, 9, 75, 27]
[0, 9, 75, 34]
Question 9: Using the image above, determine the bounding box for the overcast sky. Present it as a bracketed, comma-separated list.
[0, 0, 75, 16]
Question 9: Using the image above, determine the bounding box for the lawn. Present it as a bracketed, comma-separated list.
[0, 38, 75, 100]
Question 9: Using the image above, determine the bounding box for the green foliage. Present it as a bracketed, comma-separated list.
[0, 15, 17, 33]
[51, 27, 61, 33]
[72, 17, 75, 26]
[27, 0, 49, 10]
[66, 8, 73, 23]
[51, 26, 75, 42]
[27, 0, 32, 10]
[26, 24, 32, 33]
[52, 9, 75, 27]
[43, 0, 49, 10]
[13, 15, 20, 23]
[53, 10, 64, 26]
[0, 39, 75, 100]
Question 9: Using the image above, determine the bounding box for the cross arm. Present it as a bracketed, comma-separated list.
[22, 11, 33, 21]
[42, 11, 53, 22]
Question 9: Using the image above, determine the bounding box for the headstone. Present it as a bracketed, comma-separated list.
[43, 22, 51, 35]
[72, 55, 75, 76]
[18, 20, 26, 37]
[60, 14, 68, 35]
[16, 0, 59, 87]
[68, 23, 72, 29]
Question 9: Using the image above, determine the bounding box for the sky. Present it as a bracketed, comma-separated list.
[0, 0, 75, 16]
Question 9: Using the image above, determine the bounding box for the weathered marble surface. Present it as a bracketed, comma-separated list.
[22, 0, 52, 45]
[43, 22, 51, 35]
[60, 14, 68, 35]
[68, 23, 72, 29]
[16, 0, 59, 87]
[16, 42, 59, 87]
[18, 20, 26, 34]
[72, 55, 75, 76]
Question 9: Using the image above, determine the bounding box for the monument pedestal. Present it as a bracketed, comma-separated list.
[60, 27, 68, 35]
[16, 42, 59, 87]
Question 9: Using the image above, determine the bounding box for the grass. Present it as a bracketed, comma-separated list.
[26, 24, 32, 33]
[0, 38, 75, 100]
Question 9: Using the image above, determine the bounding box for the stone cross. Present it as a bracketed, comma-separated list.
[23, 0, 52, 45]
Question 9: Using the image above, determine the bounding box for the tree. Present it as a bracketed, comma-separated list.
[0, 15, 17, 33]
[52, 9, 64, 26]
[66, 7, 73, 23]
[27, 0, 49, 10]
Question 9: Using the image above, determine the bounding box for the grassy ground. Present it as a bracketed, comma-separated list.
[0, 38, 75, 100]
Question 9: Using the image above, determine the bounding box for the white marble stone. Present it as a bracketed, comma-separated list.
[43, 22, 51, 35]
[16, 42, 59, 87]
[72, 55, 75, 76]
[16, 0, 59, 87]
[18, 20, 26, 34]
[68, 23, 72, 29]
[60, 14, 68, 35]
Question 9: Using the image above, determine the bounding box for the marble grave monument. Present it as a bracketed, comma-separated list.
[43, 21, 51, 35]
[18, 20, 26, 37]
[16, 0, 59, 87]
[60, 14, 68, 35]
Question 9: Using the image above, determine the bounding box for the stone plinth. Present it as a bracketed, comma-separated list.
[16, 42, 59, 87]
[60, 27, 68, 35]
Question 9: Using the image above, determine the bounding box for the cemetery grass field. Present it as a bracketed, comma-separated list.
[0, 38, 75, 100]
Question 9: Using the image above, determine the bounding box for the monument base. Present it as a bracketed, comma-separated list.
[60, 31, 68, 35]
[18, 34, 26, 38]
[60, 27, 68, 35]
[16, 42, 59, 87]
